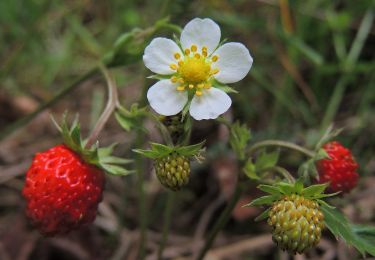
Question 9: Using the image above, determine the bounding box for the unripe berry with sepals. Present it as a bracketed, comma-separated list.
[134, 141, 205, 191]
[155, 152, 190, 191]
[244, 181, 337, 255]
[268, 194, 324, 254]
[317, 141, 359, 193]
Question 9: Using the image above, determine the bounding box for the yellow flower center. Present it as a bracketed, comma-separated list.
[169, 45, 220, 96]
[179, 57, 211, 84]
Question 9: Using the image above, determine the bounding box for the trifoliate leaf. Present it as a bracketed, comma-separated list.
[322, 204, 375, 257]
[229, 121, 251, 160]
[255, 149, 280, 172]
[243, 160, 259, 180]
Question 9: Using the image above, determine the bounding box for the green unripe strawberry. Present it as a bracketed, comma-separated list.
[268, 194, 324, 254]
[154, 152, 190, 191]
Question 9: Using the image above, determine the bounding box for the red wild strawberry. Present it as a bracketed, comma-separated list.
[22, 144, 105, 236]
[316, 141, 359, 193]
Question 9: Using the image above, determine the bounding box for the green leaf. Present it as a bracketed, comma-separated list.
[254, 208, 271, 222]
[322, 204, 375, 256]
[213, 79, 239, 94]
[175, 141, 205, 156]
[244, 195, 277, 207]
[243, 160, 259, 180]
[229, 121, 251, 160]
[255, 150, 280, 172]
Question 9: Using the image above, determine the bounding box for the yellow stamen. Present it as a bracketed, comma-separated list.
[202, 50, 208, 57]
[212, 55, 219, 62]
[191, 45, 197, 52]
[194, 53, 201, 59]
[211, 68, 219, 75]
[178, 78, 184, 84]
[204, 83, 211, 89]
[189, 84, 194, 89]
[171, 76, 178, 83]
[174, 53, 181, 59]
[178, 60, 184, 66]
[197, 83, 204, 89]
[176, 86, 185, 91]
[184, 49, 190, 55]
[202, 46, 207, 52]
[170, 64, 178, 70]
[195, 90, 203, 96]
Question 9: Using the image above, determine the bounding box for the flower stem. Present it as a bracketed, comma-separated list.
[157, 190, 175, 260]
[197, 183, 242, 260]
[247, 140, 316, 158]
[85, 64, 119, 149]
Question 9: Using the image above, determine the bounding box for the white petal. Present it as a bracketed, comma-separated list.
[147, 80, 188, 116]
[213, 42, 253, 84]
[143, 38, 182, 75]
[189, 88, 232, 120]
[180, 18, 221, 54]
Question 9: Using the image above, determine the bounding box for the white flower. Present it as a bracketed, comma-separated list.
[143, 18, 253, 120]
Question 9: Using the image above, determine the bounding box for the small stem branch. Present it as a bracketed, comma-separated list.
[197, 183, 242, 260]
[85, 65, 119, 149]
[157, 191, 175, 260]
[261, 166, 295, 183]
[247, 140, 316, 158]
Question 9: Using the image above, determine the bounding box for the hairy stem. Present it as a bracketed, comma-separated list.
[247, 140, 316, 158]
[157, 191, 175, 260]
[85, 65, 119, 149]
[197, 183, 242, 260]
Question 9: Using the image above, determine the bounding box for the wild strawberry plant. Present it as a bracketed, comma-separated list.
[17, 17, 375, 258]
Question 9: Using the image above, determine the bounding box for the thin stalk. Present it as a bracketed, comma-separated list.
[197, 184, 242, 260]
[136, 132, 147, 260]
[85, 65, 119, 148]
[0, 67, 98, 141]
[157, 191, 175, 260]
[136, 69, 149, 260]
[247, 140, 316, 158]
[260, 166, 295, 183]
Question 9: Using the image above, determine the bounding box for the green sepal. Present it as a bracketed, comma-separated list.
[133, 141, 205, 159]
[254, 208, 271, 222]
[243, 195, 278, 207]
[51, 112, 134, 176]
[245, 181, 338, 209]
[175, 141, 205, 156]
[212, 79, 239, 94]
[322, 204, 375, 257]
